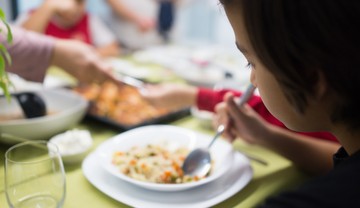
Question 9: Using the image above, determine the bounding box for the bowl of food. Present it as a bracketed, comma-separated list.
[0, 88, 88, 144]
[95, 125, 234, 191]
[50, 129, 93, 165]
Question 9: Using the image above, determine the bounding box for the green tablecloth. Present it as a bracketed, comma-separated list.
[0, 116, 308, 208]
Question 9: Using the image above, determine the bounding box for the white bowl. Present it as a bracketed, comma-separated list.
[190, 107, 214, 129]
[173, 62, 225, 88]
[96, 125, 234, 192]
[0, 88, 88, 144]
[50, 129, 93, 165]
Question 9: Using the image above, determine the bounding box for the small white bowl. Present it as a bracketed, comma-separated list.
[190, 107, 214, 129]
[50, 129, 93, 164]
[96, 125, 234, 192]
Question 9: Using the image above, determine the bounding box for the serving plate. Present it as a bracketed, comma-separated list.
[83, 149, 252, 208]
[73, 82, 190, 130]
[85, 108, 189, 131]
[95, 125, 234, 191]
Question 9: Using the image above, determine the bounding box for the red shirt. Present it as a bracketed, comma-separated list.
[197, 87, 338, 143]
[45, 13, 92, 44]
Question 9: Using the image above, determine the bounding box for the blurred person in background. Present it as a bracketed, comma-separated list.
[0, 23, 120, 85]
[15, 0, 121, 57]
[103, 0, 180, 51]
[141, 83, 340, 175]
[157, 0, 176, 42]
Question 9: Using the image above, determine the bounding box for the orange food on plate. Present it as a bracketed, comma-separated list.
[74, 82, 170, 126]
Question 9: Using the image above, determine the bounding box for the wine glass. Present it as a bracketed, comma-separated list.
[5, 140, 66, 208]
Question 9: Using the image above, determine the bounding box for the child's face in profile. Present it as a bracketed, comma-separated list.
[224, 4, 325, 133]
[56, 0, 86, 28]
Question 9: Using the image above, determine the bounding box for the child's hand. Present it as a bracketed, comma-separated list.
[213, 92, 271, 145]
[140, 83, 197, 111]
[134, 16, 156, 33]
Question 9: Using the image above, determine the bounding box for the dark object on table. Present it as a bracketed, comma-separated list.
[1, 92, 47, 118]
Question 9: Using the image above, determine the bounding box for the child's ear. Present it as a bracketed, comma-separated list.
[314, 71, 328, 100]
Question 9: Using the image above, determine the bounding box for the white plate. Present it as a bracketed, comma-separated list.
[95, 125, 234, 191]
[82, 150, 252, 208]
[131, 45, 251, 88]
[107, 58, 152, 79]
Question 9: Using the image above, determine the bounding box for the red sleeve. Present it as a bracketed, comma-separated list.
[196, 87, 338, 143]
[197, 88, 242, 112]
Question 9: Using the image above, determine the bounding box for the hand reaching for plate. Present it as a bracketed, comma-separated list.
[140, 83, 198, 111]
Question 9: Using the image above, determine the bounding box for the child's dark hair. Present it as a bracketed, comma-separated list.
[221, 0, 360, 129]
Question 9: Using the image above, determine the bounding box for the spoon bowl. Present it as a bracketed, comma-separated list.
[182, 148, 211, 177]
[182, 125, 224, 177]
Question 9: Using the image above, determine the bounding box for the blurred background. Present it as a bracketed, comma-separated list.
[0, 0, 237, 48]
[0, 0, 251, 91]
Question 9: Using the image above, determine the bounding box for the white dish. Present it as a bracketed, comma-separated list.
[83, 150, 252, 208]
[95, 125, 234, 191]
[172, 63, 226, 87]
[131, 45, 251, 88]
[49, 129, 93, 164]
[190, 106, 214, 129]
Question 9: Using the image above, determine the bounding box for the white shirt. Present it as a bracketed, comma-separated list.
[101, 0, 164, 50]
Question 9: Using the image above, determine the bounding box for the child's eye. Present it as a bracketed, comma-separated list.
[246, 62, 254, 69]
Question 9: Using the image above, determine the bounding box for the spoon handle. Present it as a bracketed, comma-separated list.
[208, 125, 225, 148]
[235, 83, 256, 107]
[208, 84, 256, 149]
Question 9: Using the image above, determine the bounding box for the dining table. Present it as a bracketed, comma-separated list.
[0, 116, 309, 208]
[0, 47, 310, 207]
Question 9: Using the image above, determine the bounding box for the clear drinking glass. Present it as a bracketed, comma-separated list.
[5, 141, 66, 208]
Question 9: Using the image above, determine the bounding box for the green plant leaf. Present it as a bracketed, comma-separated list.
[0, 7, 12, 99]
[4, 21, 12, 43]
[0, 80, 11, 101]
[0, 45, 11, 65]
[0, 56, 5, 75]
[0, 19, 12, 43]
[0, 8, 5, 20]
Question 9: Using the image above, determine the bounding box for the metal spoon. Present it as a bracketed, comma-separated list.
[1, 92, 47, 118]
[182, 84, 256, 177]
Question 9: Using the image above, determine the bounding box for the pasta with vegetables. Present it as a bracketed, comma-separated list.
[112, 144, 209, 184]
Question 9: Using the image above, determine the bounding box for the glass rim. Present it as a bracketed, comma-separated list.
[5, 140, 60, 164]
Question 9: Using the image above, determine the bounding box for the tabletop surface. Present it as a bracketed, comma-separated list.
[0, 116, 308, 208]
